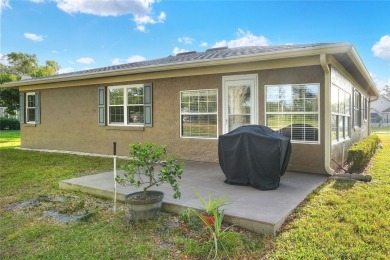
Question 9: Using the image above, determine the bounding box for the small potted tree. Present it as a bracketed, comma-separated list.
[116, 142, 183, 221]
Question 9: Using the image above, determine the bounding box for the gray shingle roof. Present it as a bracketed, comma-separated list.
[41, 43, 333, 80]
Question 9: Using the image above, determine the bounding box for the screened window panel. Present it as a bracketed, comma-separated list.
[109, 88, 124, 105]
[345, 117, 350, 138]
[109, 106, 124, 123]
[27, 108, 36, 122]
[181, 114, 217, 138]
[331, 85, 339, 113]
[180, 89, 218, 138]
[331, 84, 352, 141]
[127, 106, 144, 123]
[26, 93, 36, 123]
[345, 93, 351, 116]
[265, 84, 319, 142]
[127, 87, 143, 105]
[331, 115, 337, 141]
[338, 116, 344, 141]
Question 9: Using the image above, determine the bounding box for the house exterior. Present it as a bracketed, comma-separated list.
[4, 43, 378, 175]
[370, 95, 390, 126]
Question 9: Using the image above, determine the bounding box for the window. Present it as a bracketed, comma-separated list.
[26, 92, 36, 123]
[353, 90, 361, 127]
[363, 96, 368, 120]
[19, 92, 40, 124]
[265, 84, 319, 143]
[331, 84, 351, 142]
[107, 85, 144, 125]
[180, 89, 218, 138]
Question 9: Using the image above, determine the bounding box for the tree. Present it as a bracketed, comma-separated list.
[0, 52, 60, 115]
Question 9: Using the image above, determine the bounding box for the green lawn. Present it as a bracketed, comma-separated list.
[0, 132, 267, 259]
[0, 130, 20, 148]
[268, 133, 390, 259]
[0, 132, 389, 259]
[371, 126, 390, 133]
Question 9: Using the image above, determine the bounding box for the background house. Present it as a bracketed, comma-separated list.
[4, 43, 379, 175]
[371, 95, 390, 127]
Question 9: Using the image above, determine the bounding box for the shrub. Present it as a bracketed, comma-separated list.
[0, 117, 20, 130]
[346, 134, 381, 173]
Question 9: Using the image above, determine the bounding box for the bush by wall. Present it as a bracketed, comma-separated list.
[0, 117, 20, 130]
[346, 134, 381, 173]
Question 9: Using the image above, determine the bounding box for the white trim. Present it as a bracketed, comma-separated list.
[26, 92, 36, 124]
[179, 89, 219, 139]
[107, 84, 144, 126]
[222, 74, 258, 134]
[264, 83, 320, 144]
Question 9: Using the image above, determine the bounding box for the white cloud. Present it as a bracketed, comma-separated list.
[112, 55, 146, 65]
[76, 57, 94, 65]
[213, 28, 269, 48]
[173, 47, 190, 55]
[126, 55, 146, 63]
[54, 0, 154, 16]
[134, 11, 166, 32]
[178, 37, 193, 45]
[112, 58, 122, 65]
[58, 67, 75, 74]
[200, 42, 208, 47]
[50, 0, 164, 32]
[30, 0, 45, 3]
[372, 35, 390, 62]
[24, 33, 44, 42]
[0, 0, 10, 14]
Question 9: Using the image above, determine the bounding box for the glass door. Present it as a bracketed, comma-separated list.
[223, 74, 258, 133]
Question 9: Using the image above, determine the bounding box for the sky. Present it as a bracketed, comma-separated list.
[0, 0, 389, 92]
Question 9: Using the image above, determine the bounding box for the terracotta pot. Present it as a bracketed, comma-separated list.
[201, 212, 215, 227]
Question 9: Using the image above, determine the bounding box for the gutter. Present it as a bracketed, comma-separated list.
[320, 54, 335, 175]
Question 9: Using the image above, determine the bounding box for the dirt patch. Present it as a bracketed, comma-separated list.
[6, 195, 100, 223]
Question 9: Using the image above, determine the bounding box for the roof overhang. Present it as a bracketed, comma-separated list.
[2, 43, 379, 99]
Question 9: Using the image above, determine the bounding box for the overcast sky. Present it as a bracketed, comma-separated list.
[1, 0, 389, 92]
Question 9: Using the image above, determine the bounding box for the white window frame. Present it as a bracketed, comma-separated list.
[265, 83, 320, 144]
[26, 92, 36, 124]
[222, 74, 258, 134]
[107, 84, 144, 126]
[180, 89, 218, 139]
[331, 84, 351, 143]
[353, 89, 362, 128]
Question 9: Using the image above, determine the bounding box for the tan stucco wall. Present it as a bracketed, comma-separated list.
[20, 65, 326, 174]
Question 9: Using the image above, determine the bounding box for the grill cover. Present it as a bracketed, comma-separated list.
[218, 125, 291, 190]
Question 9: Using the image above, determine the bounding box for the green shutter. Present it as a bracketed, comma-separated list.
[35, 91, 41, 124]
[98, 87, 106, 126]
[144, 83, 153, 127]
[19, 92, 25, 124]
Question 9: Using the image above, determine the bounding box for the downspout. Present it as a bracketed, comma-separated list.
[320, 54, 335, 175]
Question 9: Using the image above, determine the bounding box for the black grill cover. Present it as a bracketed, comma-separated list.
[218, 125, 291, 190]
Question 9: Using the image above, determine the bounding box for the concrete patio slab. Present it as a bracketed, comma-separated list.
[59, 161, 327, 235]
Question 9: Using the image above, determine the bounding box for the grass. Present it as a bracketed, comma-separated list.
[1, 131, 389, 259]
[0, 131, 267, 259]
[267, 133, 390, 259]
[0, 130, 20, 148]
[371, 126, 390, 133]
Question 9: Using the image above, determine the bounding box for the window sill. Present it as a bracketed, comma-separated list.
[23, 123, 37, 127]
[105, 126, 145, 131]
